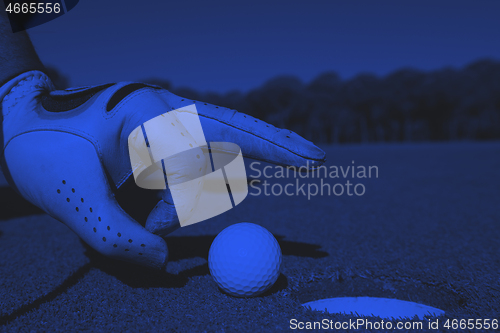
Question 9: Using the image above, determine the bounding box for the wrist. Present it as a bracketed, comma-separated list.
[0, 7, 45, 86]
[0, 71, 53, 117]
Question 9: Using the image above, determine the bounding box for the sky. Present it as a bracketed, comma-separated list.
[28, 0, 500, 93]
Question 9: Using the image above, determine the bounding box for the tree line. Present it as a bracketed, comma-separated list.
[50, 58, 500, 143]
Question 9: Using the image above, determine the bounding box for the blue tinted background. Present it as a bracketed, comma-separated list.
[2, 1, 500, 330]
[29, 0, 500, 93]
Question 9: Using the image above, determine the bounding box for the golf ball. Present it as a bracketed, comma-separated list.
[208, 222, 282, 297]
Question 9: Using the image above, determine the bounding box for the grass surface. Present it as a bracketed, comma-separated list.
[1, 142, 499, 332]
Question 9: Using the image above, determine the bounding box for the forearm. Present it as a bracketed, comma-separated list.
[0, 9, 45, 86]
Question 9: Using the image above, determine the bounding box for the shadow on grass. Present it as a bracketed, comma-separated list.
[166, 235, 329, 261]
[275, 236, 329, 258]
[263, 273, 288, 296]
[0, 187, 43, 220]
[82, 242, 189, 288]
[0, 228, 327, 326]
[0, 263, 92, 326]
[81, 235, 327, 289]
[215, 273, 288, 298]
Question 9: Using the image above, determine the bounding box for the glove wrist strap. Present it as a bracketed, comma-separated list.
[0, 70, 54, 117]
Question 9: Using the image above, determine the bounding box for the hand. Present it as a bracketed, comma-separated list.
[0, 71, 325, 270]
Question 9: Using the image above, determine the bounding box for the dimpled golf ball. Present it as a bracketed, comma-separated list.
[208, 223, 282, 297]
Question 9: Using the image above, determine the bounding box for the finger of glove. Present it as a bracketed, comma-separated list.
[145, 199, 180, 238]
[158, 91, 326, 169]
[129, 111, 208, 229]
[4, 131, 169, 270]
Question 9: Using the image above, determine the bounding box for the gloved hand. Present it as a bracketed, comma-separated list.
[0, 71, 325, 270]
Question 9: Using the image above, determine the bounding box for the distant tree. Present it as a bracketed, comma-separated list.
[307, 72, 342, 96]
[62, 57, 500, 143]
[341, 73, 381, 142]
[383, 68, 426, 141]
[244, 75, 305, 127]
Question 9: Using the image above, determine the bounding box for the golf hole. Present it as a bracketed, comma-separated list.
[302, 297, 444, 319]
[297, 274, 466, 319]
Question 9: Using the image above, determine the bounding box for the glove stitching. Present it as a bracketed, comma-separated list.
[185, 107, 325, 163]
[164, 93, 325, 164]
[4, 78, 29, 116]
[160, 91, 324, 162]
[3, 73, 51, 117]
[102, 87, 158, 186]
[4, 127, 104, 160]
[116, 170, 134, 189]
[103, 88, 158, 120]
